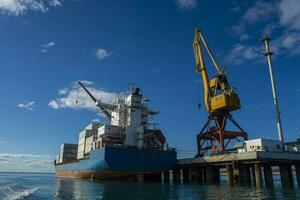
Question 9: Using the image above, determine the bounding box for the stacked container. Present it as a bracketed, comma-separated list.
[55, 154, 60, 164]
[58, 143, 78, 163]
[77, 122, 102, 159]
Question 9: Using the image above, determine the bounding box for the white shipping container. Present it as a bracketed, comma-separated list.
[59, 153, 63, 163]
[79, 130, 87, 138]
[85, 122, 102, 131]
[84, 136, 94, 155]
[98, 125, 122, 136]
[93, 139, 103, 150]
[78, 144, 85, 152]
[59, 143, 78, 163]
[77, 128, 98, 158]
[56, 154, 60, 164]
[77, 151, 84, 160]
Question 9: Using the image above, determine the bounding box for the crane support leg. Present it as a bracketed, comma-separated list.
[196, 112, 247, 156]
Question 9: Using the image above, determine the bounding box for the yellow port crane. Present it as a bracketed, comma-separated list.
[193, 28, 247, 155]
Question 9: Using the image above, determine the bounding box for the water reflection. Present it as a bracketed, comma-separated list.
[53, 178, 300, 200]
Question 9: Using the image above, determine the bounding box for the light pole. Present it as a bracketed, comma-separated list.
[262, 37, 284, 151]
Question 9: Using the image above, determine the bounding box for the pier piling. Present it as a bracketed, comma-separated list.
[238, 164, 250, 184]
[173, 169, 181, 182]
[182, 168, 189, 182]
[199, 167, 204, 183]
[213, 167, 220, 183]
[250, 165, 256, 185]
[162, 171, 170, 183]
[205, 166, 214, 183]
[263, 164, 274, 186]
[137, 174, 144, 182]
[254, 163, 263, 186]
[280, 164, 294, 186]
[205, 166, 220, 184]
[295, 163, 300, 186]
[226, 165, 234, 185]
[189, 166, 200, 182]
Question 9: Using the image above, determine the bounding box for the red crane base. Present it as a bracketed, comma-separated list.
[196, 112, 248, 156]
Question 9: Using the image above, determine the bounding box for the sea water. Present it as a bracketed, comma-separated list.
[0, 172, 300, 200]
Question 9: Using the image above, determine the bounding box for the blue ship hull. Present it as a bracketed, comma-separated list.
[55, 146, 177, 180]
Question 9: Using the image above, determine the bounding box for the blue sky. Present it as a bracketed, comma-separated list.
[0, 0, 299, 172]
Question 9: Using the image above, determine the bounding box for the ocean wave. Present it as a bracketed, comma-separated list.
[0, 184, 39, 200]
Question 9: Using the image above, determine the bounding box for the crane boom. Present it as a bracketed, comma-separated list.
[193, 29, 211, 112]
[193, 28, 241, 114]
[196, 29, 222, 74]
[78, 81, 112, 120]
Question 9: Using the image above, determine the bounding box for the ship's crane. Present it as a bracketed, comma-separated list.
[78, 81, 113, 121]
[193, 28, 248, 155]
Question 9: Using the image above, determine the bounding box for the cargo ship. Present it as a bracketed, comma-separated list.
[54, 82, 177, 180]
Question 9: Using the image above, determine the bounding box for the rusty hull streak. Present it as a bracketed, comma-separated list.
[56, 170, 161, 180]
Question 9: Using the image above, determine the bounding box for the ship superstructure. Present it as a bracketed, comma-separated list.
[54, 83, 176, 180]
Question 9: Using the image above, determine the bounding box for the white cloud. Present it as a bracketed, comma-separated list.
[48, 100, 59, 109]
[281, 32, 300, 48]
[279, 0, 300, 30]
[0, 0, 62, 16]
[243, 1, 276, 24]
[40, 41, 55, 53]
[58, 87, 68, 95]
[95, 48, 112, 60]
[17, 101, 35, 111]
[227, 0, 300, 64]
[273, 31, 300, 55]
[229, 1, 242, 12]
[0, 153, 53, 172]
[176, 0, 197, 11]
[262, 22, 278, 36]
[228, 44, 261, 65]
[228, 1, 277, 38]
[49, 0, 61, 7]
[48, 80, 119, 113]
[43, 41, 55, 48]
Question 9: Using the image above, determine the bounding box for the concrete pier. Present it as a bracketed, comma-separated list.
[295, 163, 300, 186]
[162, 171, 170, 182]
[189, 166, 200, 182]
[226, 165, 234, 185]
[205, 166, 220, 184]
[205, 166, 214, 183]
[254, 163, 263, 186]
[182, 168, 189, 182]
[173, 169, 181, 182]
[263, 164, 273, 186]
[213, 166, 220, 183]
[251, 166, 256, 185]
[199, 167, 204, 183]
[238, 164, 250, 184]
[176, 151, 300, 187]
[280, 164, 293, 186]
